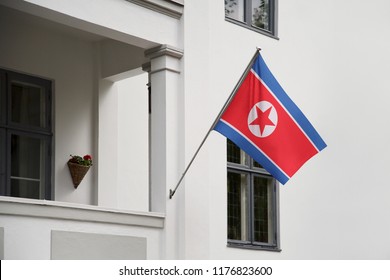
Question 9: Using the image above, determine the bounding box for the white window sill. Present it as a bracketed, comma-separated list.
[0, 197, 165, 228]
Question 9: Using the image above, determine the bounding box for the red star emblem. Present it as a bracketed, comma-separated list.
[249, 105, 276, 135]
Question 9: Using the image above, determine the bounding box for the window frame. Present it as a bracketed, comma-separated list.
[0, 68, 53, 200]
[227, 140, 281, 251]
[225, 0, 279, 39]
[0, 69, 5, 125]
[0, 70, 5, 190]
[0, 129, 5, 191]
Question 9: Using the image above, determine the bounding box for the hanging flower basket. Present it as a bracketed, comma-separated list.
[67, 155, 92, 188]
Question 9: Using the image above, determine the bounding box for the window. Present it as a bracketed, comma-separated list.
[225, 0, 277, 37]
[0, 69, 53, 200]
[227, 139, 280, 250]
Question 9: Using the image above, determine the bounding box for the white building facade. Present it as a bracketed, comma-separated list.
[0, 0, 390, 259]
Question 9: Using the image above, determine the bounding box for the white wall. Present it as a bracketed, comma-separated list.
[181, 0, 213, 259]
[97, 60, 149, 212]
[0, 6, 97, 205]
[1, 0, 181, 49]
[182, 0, 390, 259]
[117, 73, 149, 211]
[0, 204, 162, 260]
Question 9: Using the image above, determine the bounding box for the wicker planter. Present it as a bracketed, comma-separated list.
[67, 161, 90, 188]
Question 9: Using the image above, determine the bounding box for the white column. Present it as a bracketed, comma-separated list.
[145, 44, 183, 213]
[145, 45, 183, 259]
[97, 79, 119, 208]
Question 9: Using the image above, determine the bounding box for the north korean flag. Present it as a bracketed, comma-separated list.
[214, 52, 327, 184]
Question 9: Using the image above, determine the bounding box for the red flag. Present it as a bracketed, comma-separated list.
[214, 53, 326, 184]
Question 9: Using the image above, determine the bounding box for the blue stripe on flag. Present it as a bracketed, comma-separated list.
[214, 120, 290, 184]
[252, 55, 327, 152]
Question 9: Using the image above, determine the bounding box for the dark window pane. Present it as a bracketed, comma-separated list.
[225, 0, 245, 22]
[252, 0, 270, 31]
[227, 139, 248, 165]
[0, 129, 5, 191]
[253, 175, 274, 243]
[253, 160, 263, 169]
[0, 73, 4, 125]
[227, 171, 249, 241]
[11, 178, 40, 199]
[10, 134, 45, 198]
[11, 81, 46, 128]
[11, 134, 42, 179]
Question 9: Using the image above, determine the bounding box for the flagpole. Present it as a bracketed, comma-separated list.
[169, 48, 261, 199]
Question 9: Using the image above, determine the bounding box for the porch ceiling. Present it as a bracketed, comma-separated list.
[0, 0, 175, 49]
[1, 3, 150, 81]
[1, 5, 103, 43]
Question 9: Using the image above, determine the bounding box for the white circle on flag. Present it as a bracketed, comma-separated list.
[247, 101, 278, 138]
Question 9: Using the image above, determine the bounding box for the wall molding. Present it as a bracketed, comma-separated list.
[145, 44, 184, 60]
[0, 197, 164, 228]
[144, 44, 183, 74]
[126, 0, 184, 19]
